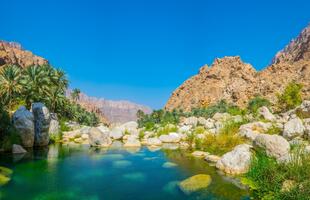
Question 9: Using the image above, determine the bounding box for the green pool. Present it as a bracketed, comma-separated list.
[0, 143, 250, 200]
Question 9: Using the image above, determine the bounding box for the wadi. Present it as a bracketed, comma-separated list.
[1, 4, 310, 200]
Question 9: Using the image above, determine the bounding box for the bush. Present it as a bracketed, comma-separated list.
[277, 82, 303, 112]
[248, 96, 271, 113]
[266, 124, 282, 135]
[156, 124, 178, 136]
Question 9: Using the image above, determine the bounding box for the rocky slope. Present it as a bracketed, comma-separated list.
[0, 40, 48, 67]
[166, 23, 310, 111]
[67, 91, 153, 124]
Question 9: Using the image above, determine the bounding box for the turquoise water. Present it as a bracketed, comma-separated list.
[0, 143, 250, 200]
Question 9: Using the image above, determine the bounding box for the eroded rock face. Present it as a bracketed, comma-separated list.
[32, 103, 51, 146]
[254, 134, 290, 161]
[12, 144, 27, 154]
[89, 127, 112, 147]
[165, 24, 310, 111]
[0, 41, 48, 68]
[12, 106, 34, 147]
[216, 144, 252, 175]
[49, 113, 59, 136]
[283, 117, 305, 139]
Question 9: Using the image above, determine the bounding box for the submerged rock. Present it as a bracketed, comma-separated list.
[179, 174, 212, 194]
[32, 103, 51, 146]
[12, 106, 34, 147]
[191, 151, 209, 158]
[216, 144, 252, 175]
[162, 162, 178, 168]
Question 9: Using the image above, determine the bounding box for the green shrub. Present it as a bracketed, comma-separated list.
[247, 96, 271, 113]
[156, 124, 178, 136]
[277, 82, 303, 112]
[138, 130, 145, 140]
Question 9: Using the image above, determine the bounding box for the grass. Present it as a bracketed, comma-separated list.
[192, 120, 247, 155]
[266, 124, 282, 135]
[244, 146, 310, 200]
[156, 124, 178, 137]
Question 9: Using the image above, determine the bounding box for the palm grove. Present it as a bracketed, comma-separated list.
[0, 64, 99, 149]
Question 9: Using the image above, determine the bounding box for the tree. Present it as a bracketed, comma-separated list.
[20, 65, 50, 107]
[0, 65, 23, 110]
[71, 88, 81, 102]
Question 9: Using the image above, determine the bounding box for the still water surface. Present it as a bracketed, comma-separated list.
[0, 143, 250, 200]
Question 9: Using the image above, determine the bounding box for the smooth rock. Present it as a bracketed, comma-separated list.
[239, 122, 272, 141]
[123, 135, 141, 147]
[258, 106, 276, 121]
[159, 132, 181, 143]
[205, 155, 221, 163]
[12, 144, 27, 154]
[283, 117, 305, 139]
[216, 144, 252, 175]
[146, 137, 162, 146]
[12, 106, 34, 147]
[88, 127, 112, 147]
[254, 134, 290, 161]
[32, 103, 51, 146]
[109, 128, 123, 140]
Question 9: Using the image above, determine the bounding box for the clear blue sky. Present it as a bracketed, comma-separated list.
[1, 0, 309, 109]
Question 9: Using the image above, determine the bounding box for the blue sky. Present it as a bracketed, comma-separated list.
[1, 0, 309, 109]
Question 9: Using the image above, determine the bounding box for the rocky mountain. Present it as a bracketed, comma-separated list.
[67, 91, 153, 124]
[0, 40, 48, 67]
[165, 23, 310, 111]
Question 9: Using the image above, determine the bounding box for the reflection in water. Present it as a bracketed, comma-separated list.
[0, 145, 250, 200]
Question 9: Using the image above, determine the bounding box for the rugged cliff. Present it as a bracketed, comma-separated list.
[165, 24, 310, 111]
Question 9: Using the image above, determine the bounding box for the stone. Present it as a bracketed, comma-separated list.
[281, 180, 296, 192]
[178, 125, 192, 133]
[109, 128, 123, 140]
[12, 144, 27, 154]
[204, 155, 221, 163]
[239, 122, 272, 141]
[254, 134, 290, 161]
[119, 121, 139, 135]
[179, 174, 212, 194]
[159, 132, 181, 143]
[97, 125, 109, 133]
[198, 117, 215, 129]
[216, 144, 252, 175]
[88, 127, 112, 147]
[146, 137, 162, 146]
[212, 113, 231, 122]
[258, 106, 276, 121]
[162, 162, 178, 168]
[81, 134, 89, 140]
[123, 135, 141, 147]
[283, 117, 305, 139]
[48, 113, 59, 136]
[31, 103, 51, 146]
[191, 151, 209, 157]
[182, 117, 198, 126]
[12, 106, 34, 147]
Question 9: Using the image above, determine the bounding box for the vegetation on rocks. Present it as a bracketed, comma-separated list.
[277, 82, 303, 112]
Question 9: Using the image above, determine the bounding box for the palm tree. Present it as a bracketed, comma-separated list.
[0, 65, 22, 110]
[47, 68, 69, 112]
[20, 65, 50, 107]
[71, 88, 81, 102]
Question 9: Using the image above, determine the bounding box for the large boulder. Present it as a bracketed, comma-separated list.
[212, 113, 231, 122]
[258, 106, 276, 121]
[119, 121, 138, 135]
[283, 117, 305, 139]
[31, 103, 51, 146]
[159, 132, 181, 143]
[254, 134, 290, 161]
[49, 113, 59, 136]
[12, 106, 35, 147]
[123, 135, 141, 147]
[239, 122, 272, 141]
[216, 144, 252, 175]
[198, 117, 215, 129]
[182, 117, 198, 126]
[88, 127, 112, 147]
[109, 127, 123, 140]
